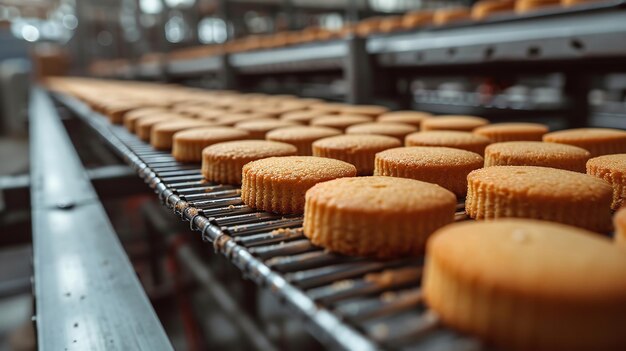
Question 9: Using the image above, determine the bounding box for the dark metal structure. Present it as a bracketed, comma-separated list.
[116, 0, 626, 127]
[29, 89, 173, 351]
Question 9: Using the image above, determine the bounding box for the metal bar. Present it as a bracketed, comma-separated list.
[176, 244, 279, 351]
[371, 4, 626, 68]
[30, 88, 173, 351]
[345, 36, 373, 104]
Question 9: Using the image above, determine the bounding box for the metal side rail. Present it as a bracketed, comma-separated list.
[30, 88, 173, 351]
[370, 0, 626, 68]
[54, 91, 483, 351]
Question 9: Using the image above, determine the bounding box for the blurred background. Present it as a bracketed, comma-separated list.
[1, 0, 626, 350]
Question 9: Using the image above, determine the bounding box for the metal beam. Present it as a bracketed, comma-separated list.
[29, 88, 173, 351]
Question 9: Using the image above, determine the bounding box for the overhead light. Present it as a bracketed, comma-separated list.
[62, 14, 78, 29]
[21, 24, 40, 42]
[140, 0, 164, 14]
[164, 0, 196, 9]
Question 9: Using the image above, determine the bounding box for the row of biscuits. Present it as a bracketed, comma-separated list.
[160, 0, 604, 58]
[48, 77, 626, 351]
[49, 77, 626, 225]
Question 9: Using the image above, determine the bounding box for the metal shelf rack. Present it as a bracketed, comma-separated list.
[111, 1, 626, 127]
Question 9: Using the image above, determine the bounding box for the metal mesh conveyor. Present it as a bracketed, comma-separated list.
[55, 92, 482, 351]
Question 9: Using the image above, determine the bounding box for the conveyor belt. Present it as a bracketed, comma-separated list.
[54, 92, 483, 351]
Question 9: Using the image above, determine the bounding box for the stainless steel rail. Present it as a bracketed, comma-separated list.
[55, 92, 481, 351]
[30, 88, 173, 351]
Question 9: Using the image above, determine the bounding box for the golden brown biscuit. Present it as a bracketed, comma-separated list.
[309, 102, 352, 114]
[254, 105, 306, 118]
[136, 114, 182, 141]
[195, 109, 228, 121]
[562, 0, 601, 6]
[313, 135, 401, 175]
[474, 122, 549, 142]
[123, 107, 169, 132]
[424, 218, 626, 351]
[266, 126, 342, 156]
[304, 176, 456, 258]
[472, 0, 516, 20]
[172, 127, 250, 162]
[374, 146, 483, 196]
[339, 105, 389, 117]
[214, 113, 274, 126]
[377, 111, 432, 128]
[433, 7, 472, 25]
[345, 122, 418, 141]
[405, 131, 491, 156]
[516, 0, 561, 12]
[378, 16, 404, 33]
[105, 102, 147, 124]
[543, 128, 626, 157]
[241, 156, 356, 214]
[615, 207, 626, 249]
[201, 140, 297, 184]
[280, 109, 328, 124]
[355, 17, 384, 37]
[485, 141, 590, 172]
[401, 11, 435, 29]
[421, 115, 489, 132]
[310, 114, 374, 132]
[151, 119, 214, 150]
[587, 154, 626, 210]
[234, 119, 300, 139]
[466, 166, 613, 231]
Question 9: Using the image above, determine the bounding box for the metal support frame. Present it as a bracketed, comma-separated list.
[345, 36, 373, 104]
[564, 73, 591, 128]
[176, 244, 279, 351]
[29, 88, 173, 351]
[147, 1, 626, 114]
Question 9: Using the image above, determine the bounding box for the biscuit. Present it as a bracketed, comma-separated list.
[474, 122, 549, 142]
[151, 119, 214, 150]
[345, 122, 418, 141]
[472, 0, 515, 20]
[405, 131, 491, 155]
[280, 110, 328, 124]
[234, 119, 300, 139]
[339, 105, 389, 117]
[310, 114, 374, 131]
[304, 176, 456, 258]
[241, 156, 357, 214]
[266, 126, 342, 156]
[485, 141, 590, 172]
[377, 111, 432, 128]
[201, 140, 297, 184]
[586, 154, 626, 209]
[214, 113, 274, 126]
[424, 218, 626, 351]
[516, 0, 560, 12]
[136, 114, 182, 141]
[172, 127, 250, 162]
[543, 128, 626, 157]
[421, 115, 489, 132]
[313, 135, 401, 175]
[374, 146, 483, 197]
[466, 166, 613, 231]
[433, 7, 471, 25]
[123, 107, 169, 132]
